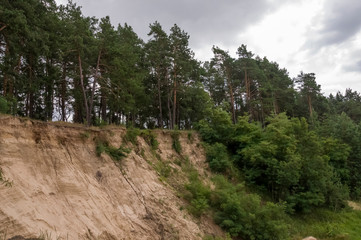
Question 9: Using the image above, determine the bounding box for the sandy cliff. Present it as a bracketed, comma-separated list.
[0, 115, 223, 239]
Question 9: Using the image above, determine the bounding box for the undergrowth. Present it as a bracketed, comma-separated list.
[140, 129, 159, 150]
[183, 170, 211, 217]
[171, 127, 182, 154]
[95, 136, 130, 161]
[123, 127, 141, 145]
[154, 160, 172, 181]
[289, 206, 361, 240]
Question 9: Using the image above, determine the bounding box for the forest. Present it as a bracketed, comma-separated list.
[2, 0, 361, 239]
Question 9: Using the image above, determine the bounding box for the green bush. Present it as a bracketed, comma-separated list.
[96, 138, 130, 161]
[205, 143, 230, 173]
[196, 107, 233, 144]
[140, 129, 159, 150]
[184, 172, 211, 217]
[124, 127, 141, 145]
[171, 128, 182, 154]
[154, 160, 172, 179]
[187, 131, 194, 143]
[106, 145, 131, 161]
[211, 175, 289, 240]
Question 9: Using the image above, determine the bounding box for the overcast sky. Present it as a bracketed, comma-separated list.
[55, 0, 361, 95]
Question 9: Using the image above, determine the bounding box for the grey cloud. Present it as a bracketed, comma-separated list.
[343, 59, 361, 73]
[72, 0, 281, 50]
[305, 0, 361, 50]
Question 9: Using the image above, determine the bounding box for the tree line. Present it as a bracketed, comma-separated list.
[2, 0, 354, 129]
[3, 1, 361, 238]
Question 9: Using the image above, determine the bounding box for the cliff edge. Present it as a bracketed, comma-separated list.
[0, 115, 223, 239]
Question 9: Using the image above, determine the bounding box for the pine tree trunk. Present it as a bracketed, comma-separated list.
[272, 92, 279, 115]
[227, 68, 236, 124]
[78, 53, 89, 125]
[27, 61, 34, 118]
[101, 92, 107, 121]
[61, 62, 67, 121]
[89, 50, 102, 123]
[167, 91, 172, 130]
[3, 37, 9, 96]
[172, 70, 177, 129]
[308, 94, 312, 117]
[245, 68, 253, 119]
[156, 66, 163, 128]
[45, 58, 54, 121]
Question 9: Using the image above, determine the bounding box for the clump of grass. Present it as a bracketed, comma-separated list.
[171, 127, 182, 154]
[187, 131, 194, 144]
[94, 117, 107, 127]
[140, 129, 159, 150]
[95, 137, 131, 162]
[0, 167, 12, 187]
[79, 131, 90, 141]
[155, 161, 172, 179]
[123, 127, 141, 145]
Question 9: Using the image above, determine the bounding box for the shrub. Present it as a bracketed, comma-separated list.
[140, 129, 159, 150]
[155, 160, 172, 179]
[124, 127, 141, 145]
[106, 145, 131, 161]
[184, 172, 211, 217]
[205, 143, 230, 173]
[96, 137, 130, 161]
[171, 128, 182, 154]
[211, 175, 289, 240]
[187, 131, 194, 143]
[196, 108, 233, 144]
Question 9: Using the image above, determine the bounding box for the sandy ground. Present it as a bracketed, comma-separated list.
[0, 115, 223, 239]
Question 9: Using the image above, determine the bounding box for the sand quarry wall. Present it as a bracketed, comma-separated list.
[0, 115, 223, 239]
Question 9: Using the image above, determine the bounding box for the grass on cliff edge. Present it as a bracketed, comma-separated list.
[289, 205, 361, 240]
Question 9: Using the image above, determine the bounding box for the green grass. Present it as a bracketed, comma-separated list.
[140, 129, 159, 150]
[95, 136, 131, 162]
[123, 127, 141, 145]
[290, 207, 361, 240]
[171, 128, 182, 154]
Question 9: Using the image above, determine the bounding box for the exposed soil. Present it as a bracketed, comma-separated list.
[0, 115, 223, 239]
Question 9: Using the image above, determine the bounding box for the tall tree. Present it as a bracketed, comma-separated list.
[145, 22, 170, 128]
[210, 47, 238, 124]
[169, 24, 194, 129]
[295, 72, 321, 118]
[237, 44, 263, 121]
